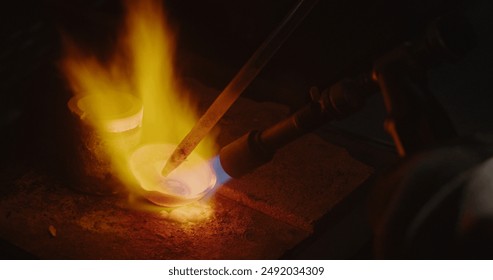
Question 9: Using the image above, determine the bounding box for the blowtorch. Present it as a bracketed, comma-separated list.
[132, 11, 474, 208]
[214, 13, 474, 181]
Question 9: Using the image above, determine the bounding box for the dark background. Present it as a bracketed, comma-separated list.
[0, 0, 492, 258]
[1, 0, 492, 153]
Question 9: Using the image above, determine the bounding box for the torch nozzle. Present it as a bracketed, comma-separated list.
[217, 77, 376, 178]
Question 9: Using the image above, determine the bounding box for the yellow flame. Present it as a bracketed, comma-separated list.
[61, 0, 217, 202]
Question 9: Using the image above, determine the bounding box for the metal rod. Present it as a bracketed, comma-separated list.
[162, 0, 319, 176]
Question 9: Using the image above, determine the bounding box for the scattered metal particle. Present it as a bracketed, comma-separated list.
[48, 225, 57, 237]
[160, 202, 213, 224]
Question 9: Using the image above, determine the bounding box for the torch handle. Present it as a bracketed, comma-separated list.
[162, 0, 319, 176]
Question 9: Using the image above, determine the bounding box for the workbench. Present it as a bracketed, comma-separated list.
[0, 80, 372, 259]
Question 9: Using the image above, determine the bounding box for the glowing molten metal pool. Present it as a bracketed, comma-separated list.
[130, 143, 216, 207]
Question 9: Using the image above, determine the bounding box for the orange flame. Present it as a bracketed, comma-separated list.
[61, 0, 217, 210]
